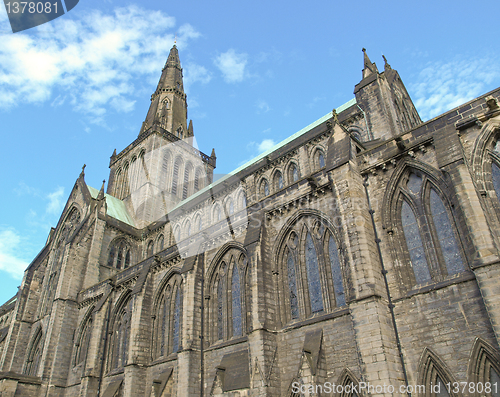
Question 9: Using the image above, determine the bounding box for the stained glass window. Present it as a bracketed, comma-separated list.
[172, 288, 181, 353]
[287, 248, 299, 319]
[305, 233, 323, 313]
[401, 201, 431, 283]
[275, 172, 283, 190]
[217, 277, 224, 340]
[329, 235, 345, 307]
[429, 189, 464, 275]
[147, 241, 154, 257]
[229, 200, 234, 215]
[158, 235, 164, 251]
[196, 215, 202, 231]
[231, 264, 242, 336]
[108, 246, 115, 267]
[186, 222, 191, 237]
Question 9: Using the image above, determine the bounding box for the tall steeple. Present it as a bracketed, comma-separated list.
[141, 44, 191, 139]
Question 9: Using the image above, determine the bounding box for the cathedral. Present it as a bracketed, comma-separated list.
[1, 44, 500, 397]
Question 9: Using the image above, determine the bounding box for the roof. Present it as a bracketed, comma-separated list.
[171, 97, 357, 212]
[87, 186, 136, 227]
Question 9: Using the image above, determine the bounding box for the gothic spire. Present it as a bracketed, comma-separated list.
[142, 44, 188, 138]
[361, 48, 378, 79]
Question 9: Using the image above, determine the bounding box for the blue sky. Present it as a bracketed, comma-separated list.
[1, 0, 499, 304]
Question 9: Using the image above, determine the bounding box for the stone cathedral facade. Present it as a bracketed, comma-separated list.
[1, 45, 500, 397]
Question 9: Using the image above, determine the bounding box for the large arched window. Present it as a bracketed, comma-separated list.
[277, 214, 346, 324]
[107, 239, 132, 270]
[74, 312, 93, 367]
[153, 274, 183, 359]
[468, 338, 500, 397]
[24, 327, 43, 376]
[108, 296, 133, 372]
[398, 171, 465, 286]
[207, 247, 249, 344]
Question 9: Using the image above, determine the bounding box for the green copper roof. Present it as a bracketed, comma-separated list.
[87, 186, 136, 227]
[171, 97, 357, 212]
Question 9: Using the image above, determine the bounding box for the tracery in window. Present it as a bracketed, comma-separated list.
[207, 247, 249, 344]
[24, 327, 43, 376]
[74, 314, 92, 366]
[109, 296, 133, 371]
[468, 338, 500, 397]
[401, 200, 431, 284]
[108, 239, 132, 269]
[277, 215, 346, 324]
[153, 275, 183, 359]
[397, 170, 465, 286]
[231, 261, 242, 336]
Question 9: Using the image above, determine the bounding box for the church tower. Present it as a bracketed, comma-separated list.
[106, 44, 216, 227]
[354, 48, 422, 141]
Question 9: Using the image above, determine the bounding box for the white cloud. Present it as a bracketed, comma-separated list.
[46, 187, 65, 215]
[214, 49, 248, 83]
[257, 139, 276, 152]
[0, 229, 29, 279]
[184, 63, 212, 91]
[256, 99, 270, 113]
[410, 56, 500, 120]
[0, 6, 201, 120]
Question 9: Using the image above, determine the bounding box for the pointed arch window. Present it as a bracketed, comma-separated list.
[24, 328, 43, 376]
[261, 179, 269, 197]
[289, 164, 299, 183]
[153, 275, 183, 359]
[278, 216, 346, 324]
[207, 249, 248, 344]
[186, 221, 191, 237]
[108, 296, 133, 372]
[274, 171, 284, 190]
[147, 240, 154, 257]
[74, 315, 93, 366]
[315, 149, 325, 169]
[196, 215, 202, 231]
[158, 234, 164, 251]
[108, 239, 132, 270]
[396, 171, 465, 286]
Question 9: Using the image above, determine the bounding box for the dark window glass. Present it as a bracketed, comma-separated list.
[305, 233, 324, 313]
[147, 241, 154, 257]
[108, 246, 116, 267]
[291, 165, 299, 182]
[429, 189, 464, 274]
[172, 288, 181, 353]
[286, 248, 299, 319]
[217, 277, 224, 340]
[231, 264, 242, 336]
[124, 250, 130, 268]
[329, 235, 345, 306]
[158, 235, 164, 251]
[318, 152, 325, 168]
[401, 201, 431, 283]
